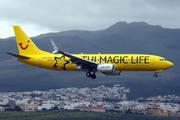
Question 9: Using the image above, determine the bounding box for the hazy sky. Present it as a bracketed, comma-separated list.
[0, 0, 180, 38]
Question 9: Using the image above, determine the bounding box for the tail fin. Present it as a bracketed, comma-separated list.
[13, 26, 48, 55]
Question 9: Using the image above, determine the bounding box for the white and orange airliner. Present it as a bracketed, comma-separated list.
[6, 26, 174, 79]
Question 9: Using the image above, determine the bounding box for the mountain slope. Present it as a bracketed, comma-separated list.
[0, 21, 180, 99]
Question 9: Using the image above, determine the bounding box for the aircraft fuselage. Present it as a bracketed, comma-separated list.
[18, 54, 173, 72]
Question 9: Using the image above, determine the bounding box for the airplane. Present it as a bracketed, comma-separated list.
[6, 26, 174, 79]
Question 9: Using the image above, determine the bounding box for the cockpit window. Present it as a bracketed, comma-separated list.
[159, 58, 167, 61]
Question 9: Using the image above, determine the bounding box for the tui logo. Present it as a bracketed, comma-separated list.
[19, 40, 30, 50]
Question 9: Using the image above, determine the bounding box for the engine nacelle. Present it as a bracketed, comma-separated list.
[97, 64, 116, 72]
[103, 71, 121, 76]
[76, 66, 82, 70]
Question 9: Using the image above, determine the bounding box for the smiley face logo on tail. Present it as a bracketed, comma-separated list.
[19, 40, 30, 50]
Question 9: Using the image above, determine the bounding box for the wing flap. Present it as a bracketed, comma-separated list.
[58, 50, 97, 64]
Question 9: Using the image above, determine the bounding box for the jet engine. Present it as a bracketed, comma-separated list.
[97, 64, 116, 72]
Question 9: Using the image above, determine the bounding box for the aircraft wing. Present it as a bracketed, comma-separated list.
[50, 39, 98, 71]
[51, 39, 98, 71]
[58, 50, 98, 71]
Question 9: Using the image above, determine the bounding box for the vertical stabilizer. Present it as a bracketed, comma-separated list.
[13, 26, 48, 55]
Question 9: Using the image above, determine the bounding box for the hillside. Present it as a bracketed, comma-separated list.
[0, 21, 180, 99]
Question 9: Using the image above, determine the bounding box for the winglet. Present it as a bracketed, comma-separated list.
[50, 39, 59, 54]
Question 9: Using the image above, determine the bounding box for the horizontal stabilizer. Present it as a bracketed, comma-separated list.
[6, 52, 29, 59]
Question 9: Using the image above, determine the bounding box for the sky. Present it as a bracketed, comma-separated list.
[0, 0, 180, 38]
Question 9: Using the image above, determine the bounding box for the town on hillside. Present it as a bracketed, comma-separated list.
[0, 84, 180, 117]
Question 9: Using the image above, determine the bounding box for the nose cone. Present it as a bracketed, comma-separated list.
[166, 61, 174, 68]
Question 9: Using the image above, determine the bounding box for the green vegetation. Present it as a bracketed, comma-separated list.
[0, 111, 178, 120]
